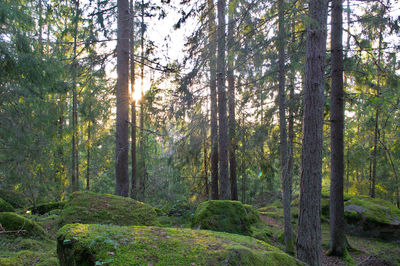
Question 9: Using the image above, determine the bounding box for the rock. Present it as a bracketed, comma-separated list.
[192, 200, 260, 236]
[0, 197, 14, 212]
[0, 212, 47, 238]
[343, 196, 400, 240]
[30, 201, 66, 215]
[57, 223, 303, 266]
[59, 191, 157, 226]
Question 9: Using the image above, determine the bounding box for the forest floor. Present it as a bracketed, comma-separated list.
[1, 204, 400, 265]
[259, 214, 400, 266]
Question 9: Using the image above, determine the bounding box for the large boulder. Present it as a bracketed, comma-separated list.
[0, 212, 47, 238]
[59, 191, 157, 226]
[0, 197, 14, 212]
[57, 223, 303, 266]
[343, 196, 400, 240]
[192, 200, 261, 236]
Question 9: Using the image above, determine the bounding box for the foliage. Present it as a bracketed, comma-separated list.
[59, 192, 157, 226]
[192, 200, 260, 236]
[57, 223, 303, 265]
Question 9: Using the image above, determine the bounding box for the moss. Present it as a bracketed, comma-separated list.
[59, 191, 157, 226]
[0, 189, 28, 208]
[30, 201, 66, 215]
[0, 197, 14, 212]
[258, 201, 298, 222]
[192, 200, 260, 236]
[0, 250, 42, 266]
[0, 212, 47, 238]
[57, 223, 303, 266]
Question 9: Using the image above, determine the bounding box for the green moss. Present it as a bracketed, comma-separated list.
[59, 191, 157, 226]
[0, 250, 42, 266]
[0, 197, 14, 212]
[0, 189, 28, 208]
[344, 196, 400, 225]
[0, 212, 47, 238]
[30, 201, 66, 215]
[57, 223, 302, 266]
[192, 201, 260, 236]
[258, 201, 298, 222]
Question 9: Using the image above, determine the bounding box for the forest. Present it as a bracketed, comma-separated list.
[1, 0, 400, 265]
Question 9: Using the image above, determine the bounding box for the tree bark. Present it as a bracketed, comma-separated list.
[71, 0, 80, 192]
[329, 0, 347, 256]
[278, 0, 294, 255]
[296, 0, 328, 265]
[115, 0, 130, 197]
[227, 0, 238, 201]
[208, 0, 219, 200]
[130, 0, 137, 199]
[86, 119, 91, 191]
[217, 0, 230, 200]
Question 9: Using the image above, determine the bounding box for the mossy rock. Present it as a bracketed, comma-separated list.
[57, 223, 303, 266]
[258, 201, 298, 221]
[59, 191, 157, 226]
[0, 189, 28, 208]
[0, 249, 58, 266]
[0, 197, 14, 212]
[343, 196, 400, 240]
[192, 200, 260, 236]
[30, 201, 66, 215]
[0, 212, 47, 238]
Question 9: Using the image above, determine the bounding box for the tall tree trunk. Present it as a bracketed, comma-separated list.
[208, 0, 219, 200]
[115, 0, 130, 197]
[241, 116, 246, 203]
[139, 0, 146, 201]
[227, 0, 237, 200]
[217, 0, 230, 200]
[71, 0, 80, 192]
[278, 0, 294, 255]
[204, 140, 209, 199]
[296, 0, 328, 265]
[130, 0, 137, 199]
[329, 0, 347, 256]
[370, 29, 382, 198]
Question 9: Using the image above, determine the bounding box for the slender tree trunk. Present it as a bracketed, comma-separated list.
[241, 120, 246, 203]
[370, 30, 382, 199]
[227, 0, 237, 200]
[296, 0, 328, 265]
[139, 0, 146, 201]
[204, 140, 209, 199]
[217, 0, 230, 200]
[130, 0, 137, 199]
[115, 0, 130, 197]
[86, 119, 91, 190]
[71, 0, 80, 192]
[208, 0, 219, 200]
[329, 0, 347, 256]
[278, 0, 294, 255]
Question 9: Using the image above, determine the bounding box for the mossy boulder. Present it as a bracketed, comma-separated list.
[59, 191, 157, 226]
[57, 223, 303, 266]
[343, 196, 400, 240]
[258, 201, 298, 221]
[0, 212, 47, 238]
[30, 201, 66, 215]
[0, 197, 14, 212]
[192, 200, 260, 236]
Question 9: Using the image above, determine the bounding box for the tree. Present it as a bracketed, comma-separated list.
[208, 0, 219, 200]
[296, 0, 328, 264]
[130, 0, 137, 199]
[277, 0, 294, 255]
[217, 0, 230, 200]
[115, 0, 130, 197]
[228, 0, 238, 200]
[329, 0, 347, 256]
